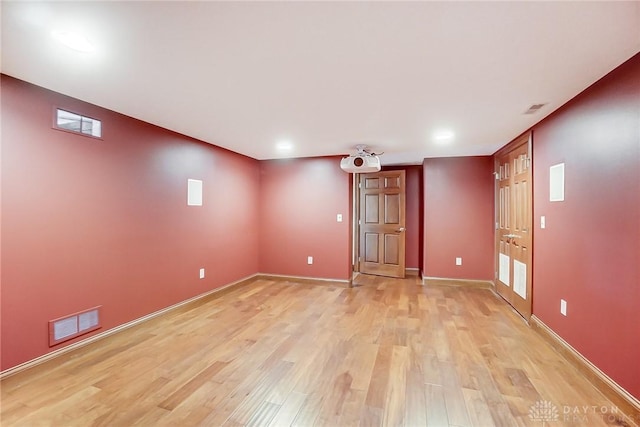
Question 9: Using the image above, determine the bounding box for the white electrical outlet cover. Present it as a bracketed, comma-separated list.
[541, 216, 546, 229]
[560, 299, 567, 316]
[307, 256, 313, 265]
[199, 268, 205, 279]
[455, 257, 462, 266]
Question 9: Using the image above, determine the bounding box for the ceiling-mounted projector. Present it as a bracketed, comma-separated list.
[340, 145, 382, 173]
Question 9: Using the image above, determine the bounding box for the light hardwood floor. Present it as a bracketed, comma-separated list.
[1, 275, 636, 426]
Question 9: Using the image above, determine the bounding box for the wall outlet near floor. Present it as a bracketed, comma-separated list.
[199, 268, 205, 279]
[307, 256, 313, 265]
[455, 257, 462, 266]
[560, 299, 567, 316]
[336, 214, 343, 222]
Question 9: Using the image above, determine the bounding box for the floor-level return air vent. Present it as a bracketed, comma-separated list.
[49, 306, 102, 347]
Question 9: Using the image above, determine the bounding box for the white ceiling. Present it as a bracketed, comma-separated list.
[2, 1, 639, 164]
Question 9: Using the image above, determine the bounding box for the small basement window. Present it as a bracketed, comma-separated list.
[55, 108, 102, 138]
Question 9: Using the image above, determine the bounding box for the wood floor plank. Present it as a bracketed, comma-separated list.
[462, 387, 495, 427]
[313, 371, 353, 426]
[440, 360, 473, 427]
[226, 360, 294, 425]
[1, 277, 635, 427]
[345, 341, 379, 392]
[364, 340, 393, 409]
[291, 341, 351, 426]
[425, 383, 449, 426]
[337, 389, 367, 427]
[268, 391, 308, 427]
[359, 405, 383, 427]
[381, 345, 409, 427]
[196, 367, 268, 426]
[405, 368, 428, 426]
[244, 400, 281, 427]
[158, 361, 228, 410]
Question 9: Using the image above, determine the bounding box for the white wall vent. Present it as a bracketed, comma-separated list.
[49, 306, 102, 347]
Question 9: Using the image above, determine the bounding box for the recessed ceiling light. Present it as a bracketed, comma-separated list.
[276, 141, 293, 151]
[52, 30, 95, 53]
[433, 130, 455, 143]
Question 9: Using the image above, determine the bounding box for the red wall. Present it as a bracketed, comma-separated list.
[383, 166, 423, 270]
[422, 156, 495, 280]
[531, 53, 640, 398]
[259, 157, 351, 280]
[1, 75, 260, 370]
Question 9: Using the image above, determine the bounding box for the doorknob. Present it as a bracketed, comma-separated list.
[396, 227, 406, 232]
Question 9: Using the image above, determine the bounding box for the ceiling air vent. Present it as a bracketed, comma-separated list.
[524, 103, 547, 114]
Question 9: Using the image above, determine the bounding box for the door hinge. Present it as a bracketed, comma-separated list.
[526, 157, 531, 168]
[358, 219, 361, 226]
[358, 182, 362, 189]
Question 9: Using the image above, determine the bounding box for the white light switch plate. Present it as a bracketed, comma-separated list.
[199, 268, 205, 279]
[307, 256, 313, 265]
[560, 299, 567, 316]
[455, 257, 462, 266]
[541, 216, 546, 229]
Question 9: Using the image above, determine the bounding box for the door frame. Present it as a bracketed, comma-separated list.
[352, 173, 360, 274]
[494, 131, 534, 321]
[352, 170, 407, 278]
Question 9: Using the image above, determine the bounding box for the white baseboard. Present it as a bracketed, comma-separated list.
[0, 273, 259, 380]
[256, 273, 350, 286]
[422, 276, 495, 289]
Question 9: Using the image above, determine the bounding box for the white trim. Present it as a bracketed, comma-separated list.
[257, 273, 350, 284]
[422, 276, 495, 288]
[352, 173, 359, 269]
[423, 275, 492, 282]
[0, 273, 259, 380]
